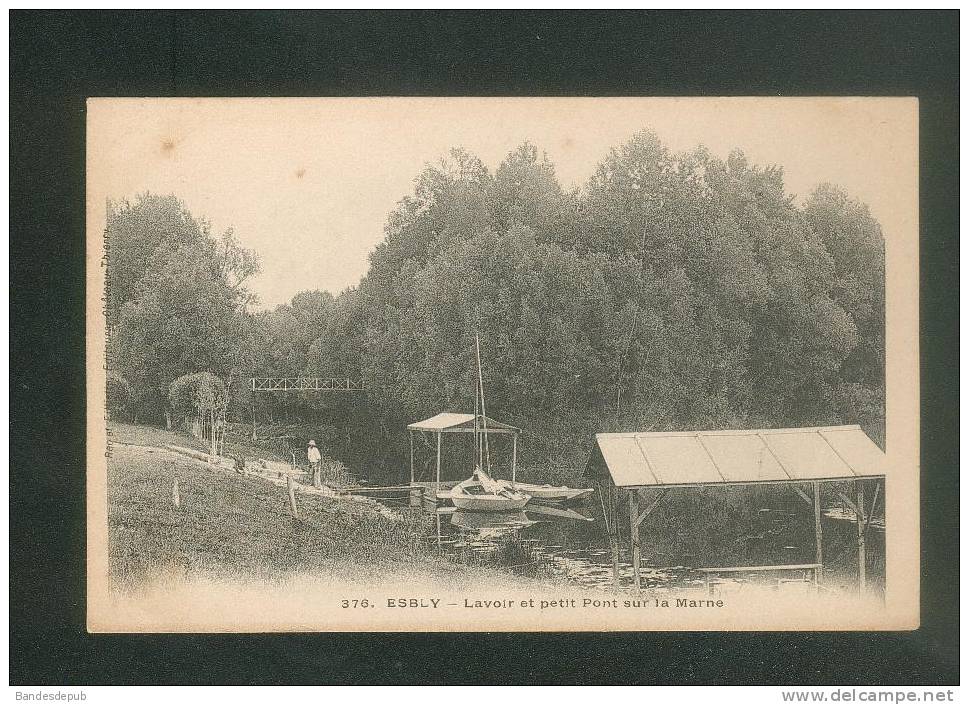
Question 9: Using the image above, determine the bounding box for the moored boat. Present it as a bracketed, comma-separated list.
[447, 468, 531, 512]
[497, 480, 593, 504]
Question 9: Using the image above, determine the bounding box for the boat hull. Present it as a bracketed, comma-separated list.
[451, 494, 531, 512]
[498, 481, 594, 504]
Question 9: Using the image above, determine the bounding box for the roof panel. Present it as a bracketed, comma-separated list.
[597, 436, 656, 487]
[407, 412, 519, 433]
[640, 435, 722, 485]
[762, 432, 852, 480]
[818, 428, 886, 478]
[407, 412, 475, 431]
[700, 433, 790, 483]
[593, 426, 885, 487]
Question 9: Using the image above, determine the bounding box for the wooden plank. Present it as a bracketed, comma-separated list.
[286, 474, 298, 518]
[697, 563, 822, 573]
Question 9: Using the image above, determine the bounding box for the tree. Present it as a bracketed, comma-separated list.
[169, 372, 228, 454]
[106, 194, 210, 327]
[109, 197, 258, 419]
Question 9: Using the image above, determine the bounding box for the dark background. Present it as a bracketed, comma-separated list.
[10, 10, 958, 685]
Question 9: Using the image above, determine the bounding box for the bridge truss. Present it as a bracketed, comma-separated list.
[248, 377, 365, 441]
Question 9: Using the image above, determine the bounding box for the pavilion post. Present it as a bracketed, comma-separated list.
[511, 433, 518, 488]
[435, 431, 442, 497]
[813, 481, 823, 585]
[409, 431, 415, 485]
[610, 484, 621, 594]
[629, 489, 641, 594]
[856, 480, 866, 594]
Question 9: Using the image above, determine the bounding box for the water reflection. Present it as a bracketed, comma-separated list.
[427, 504, 698, 592]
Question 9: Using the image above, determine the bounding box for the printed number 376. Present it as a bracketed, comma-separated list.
[341, 599, 372, 608]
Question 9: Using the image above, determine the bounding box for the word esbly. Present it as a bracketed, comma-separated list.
[386, 598, 441, 608]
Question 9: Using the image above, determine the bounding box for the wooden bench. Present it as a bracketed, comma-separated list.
[698, 564, 822, 594]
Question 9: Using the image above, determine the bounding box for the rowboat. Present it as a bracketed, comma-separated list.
[446, 469, 531, 512]
[497, 480, 593, 504]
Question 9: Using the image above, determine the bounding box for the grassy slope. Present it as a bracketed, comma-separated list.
[107, 423, 534, 592]
[110, 421, 293, 463]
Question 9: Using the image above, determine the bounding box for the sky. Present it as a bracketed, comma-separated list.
[88, 97, 917, 310]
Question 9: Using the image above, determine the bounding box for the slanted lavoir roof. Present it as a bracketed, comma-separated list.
[407, 412, 520, 434]
[590, 425, 886, 488]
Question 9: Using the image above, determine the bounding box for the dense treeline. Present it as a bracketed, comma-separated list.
[107, 130, 884, 482]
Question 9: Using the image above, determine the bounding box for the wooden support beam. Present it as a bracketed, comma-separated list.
[836, 491, 862, 517]
[629, 489, 641, 594]
[813, 481, 823, 585]
[863, 481, 882, 536]
[856, 480, 866, 594]
[635, 489, 669, 528]
[792, 486, 813, 506]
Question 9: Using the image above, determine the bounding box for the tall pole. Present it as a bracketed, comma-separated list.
[473, 370, 480, 470]
[610, 484, 621, 593]
[629, 489, 641, 594]
[511, 433, 518, 488]
[856, 480, 867, 594]
[813, 481, 824, 586]
[475, 334, 491, 474]
[435, 431, 442, 497]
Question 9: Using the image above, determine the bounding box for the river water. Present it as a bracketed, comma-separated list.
[424, 502, 705, 592]
[401, 497, 885, 594]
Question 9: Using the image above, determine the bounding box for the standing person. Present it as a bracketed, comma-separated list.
[307, 440, 322, 488]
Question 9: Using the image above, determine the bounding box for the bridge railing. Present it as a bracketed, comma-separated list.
[249, 377, 365, 392]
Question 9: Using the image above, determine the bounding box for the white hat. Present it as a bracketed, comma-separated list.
[308, 440, 316, 446]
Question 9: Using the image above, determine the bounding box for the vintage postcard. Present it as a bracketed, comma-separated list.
[86, 97, 918, 632]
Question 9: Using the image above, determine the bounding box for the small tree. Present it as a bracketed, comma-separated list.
[106, 374, 133, 421]
[169, 372, 228, 456]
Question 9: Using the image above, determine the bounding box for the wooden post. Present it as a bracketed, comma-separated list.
[435, 431, 442, 497]
[250, 386, 257, 441]
[172, 469, 181, 510]
[856, 480, 866, 594]
[813, 481, 823, 585]
[313, 464, 322, 489]
[287, 474, 298, 518]
[511, 433, 518, 488]
[610, 484, 620, 593]
[409, 431, 415, 485]
[629, 489, 641, 594]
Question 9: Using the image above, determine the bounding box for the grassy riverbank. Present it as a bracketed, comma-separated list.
[106, 422, 539, 592]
